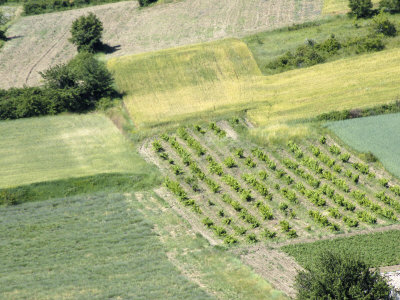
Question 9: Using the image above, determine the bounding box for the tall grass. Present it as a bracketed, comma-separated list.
[0, 114, 156, 188]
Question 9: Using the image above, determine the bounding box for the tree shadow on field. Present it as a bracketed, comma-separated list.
[96, 43, 121, 54]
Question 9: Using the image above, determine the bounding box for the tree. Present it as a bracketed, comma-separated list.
[138, 0, 158, 7]
[69, 13, 103, 52]
[40, 52, 115, 111]
[379, 0, 400, 13]
[349, 0, 374, 18]
[295, 251, 392, 299]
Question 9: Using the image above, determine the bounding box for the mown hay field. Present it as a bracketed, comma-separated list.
[328, 113, 400, 178]
[0, 0, 322, 88]
[0, 114, 143, 188]
[109, 38, 400, 128]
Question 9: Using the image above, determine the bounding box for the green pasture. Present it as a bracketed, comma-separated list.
[282, 230, 400, 268]
[328, 113, 400, 178]
[0, 191, 287, 299]
[0, 192, 212, 299]
[0, 114, 152, 188]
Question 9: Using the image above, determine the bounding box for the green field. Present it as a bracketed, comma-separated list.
[109, 38, 400, 129]
[0, 190, 286, 299]
[0, 192, 212, 299]
[0, 114, 151, 188]
[243, 14, 400, 75]
[148, 120, 400, 244]
[282, 230, 400, 268]
[328, 113, 400, 178]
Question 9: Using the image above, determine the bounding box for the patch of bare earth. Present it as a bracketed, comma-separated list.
[0, 0, 322, 88]
[234, 245, 302, 298]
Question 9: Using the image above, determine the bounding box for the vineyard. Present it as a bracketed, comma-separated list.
[146, 119, 400, 245]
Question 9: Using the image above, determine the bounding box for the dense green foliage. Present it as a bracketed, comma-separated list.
[282, 230, 400, 267]
[0, 53, 115, 120]
[20, 0, 126, 15]
[0, 173, 160, 206]
[349, 0, 374, 18]
[372, 12, 397, 36]
[0, 193, 213, 299]
[380, 0, 400, 13]
[316, 101, 400, 121]
[295, 251, 391, 299]
[328, 113, 400, 177]
[243, 14, 400, 76]
[266, 33, 384, 72]
[69, 13, 103, 52]
[139, 0, 158, 7]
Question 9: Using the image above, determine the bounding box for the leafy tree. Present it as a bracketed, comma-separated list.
[379, 0, 400, 13]
[349, 0, 374, 18]
[138, 0, 158, 7]
[372, 12, 397, 36]
[295, 251, 392, 299]
[69, 13, 103, 52]
[41, 52, 114, 110]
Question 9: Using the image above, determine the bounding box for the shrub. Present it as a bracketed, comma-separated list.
[340, 153, 351, 163]
[69, 13, 103, 52]
[234, 148, 245, 158]
[246, 233, 258, 244]
[295, 251, 391, 299]
[379, 178, 389, 188]
[349, 0, 373, 18]
[139, 0, 158, 7]
[223, 157, 237, 168]
[372, 12, 397, 36]
[262, 229, 277, 239]
[316, 34, 341, 54]
[379, 0, 400, 13]
[224, 235, 238, 245]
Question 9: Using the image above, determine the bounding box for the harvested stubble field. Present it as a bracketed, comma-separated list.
[328, 113, 400, 178]
[110, 38, 400, 127]
[0, 0, 322, 88]
[144, 119, 400, 246]
[0, 114, 144, 188]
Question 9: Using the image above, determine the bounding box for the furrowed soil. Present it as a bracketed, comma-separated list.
[0, 0, 322, 88]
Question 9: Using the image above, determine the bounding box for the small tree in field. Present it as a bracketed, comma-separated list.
[295, 251, 392, 299]
[138, 0, 158, 7]
[349, 0, 374, 18]
[69, 13, 103, 52]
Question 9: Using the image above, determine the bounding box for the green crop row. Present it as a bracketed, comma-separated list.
[209, 123, 226, 138]
[164, 178, 202, 214]
[308, 210, 340, 232]
[251, 148, 277, 170]
[177, 127, 206, 156]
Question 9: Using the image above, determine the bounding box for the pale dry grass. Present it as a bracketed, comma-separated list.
[109, 38, 400, 128]
[0, 0, 322, 88]
[322, 0, 380, 15]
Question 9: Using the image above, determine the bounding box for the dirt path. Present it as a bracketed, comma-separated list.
[0, 0, 323, 88]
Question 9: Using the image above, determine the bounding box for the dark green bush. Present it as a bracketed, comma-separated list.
[0, 53, 116, 120]
[379, 0, 400, 13]
[139, 0, 158, 7]
[372, 12, 397, 36]
[296, 251, 391, 299]
[349, 0, 374, 18]
[69, 13, 103, 52]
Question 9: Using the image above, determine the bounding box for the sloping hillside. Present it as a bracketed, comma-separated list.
[0, 0, 322, 88]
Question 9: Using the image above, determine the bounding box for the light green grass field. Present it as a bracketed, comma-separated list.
[328, 113, 400, 178]
[243, 14, 400, 75]
[282, 230, 400, 268]
[0, 114, 147, 188]
[0, 192, 213, 299]
[322, 0, 380, 15]
[109, 38, 400, 129]
[0, 190, 287, 299]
